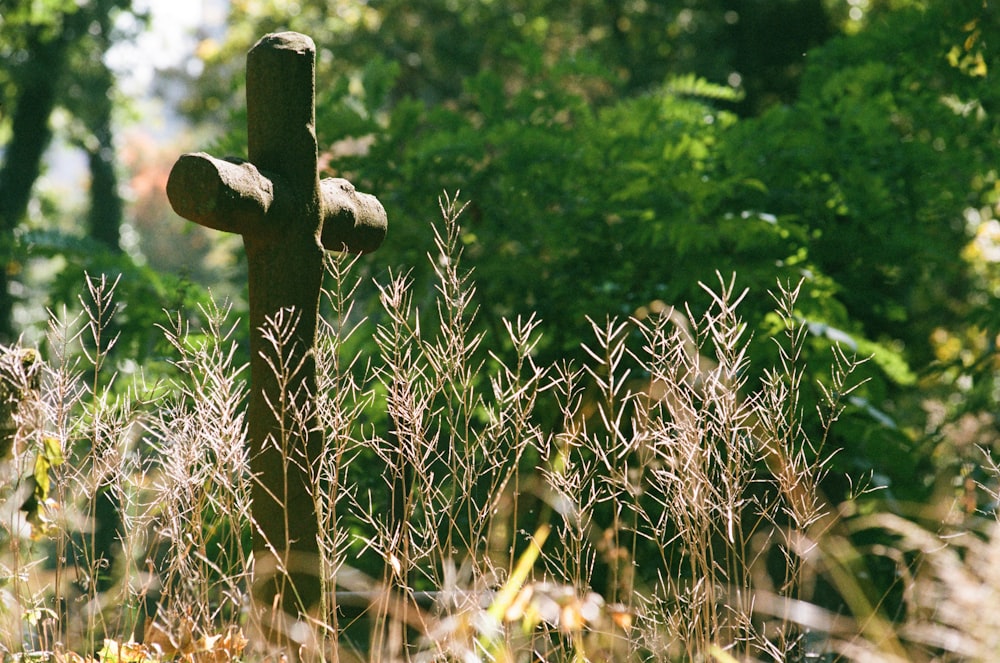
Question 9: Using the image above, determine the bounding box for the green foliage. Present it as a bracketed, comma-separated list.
[0, 0, 82, 49]
[20, 229, 217, 371]
[717, 0, 1000, 492]
[3, 1, 998, 657]
[726, 0, 999, 359]
[0, 0, 149, 340]
[342, 62, 803, 365]
[291, 0, 999, 506]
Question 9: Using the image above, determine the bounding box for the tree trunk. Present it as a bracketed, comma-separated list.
[84, 68, 124, 252]
[76, 9, 124, 252]
[0, 28, 70, 340]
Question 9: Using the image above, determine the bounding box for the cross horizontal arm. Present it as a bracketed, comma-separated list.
[166, 153, 279, 234]
[320, 177, 387, 254]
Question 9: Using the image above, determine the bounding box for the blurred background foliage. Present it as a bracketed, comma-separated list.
[1, 0, 998, 529]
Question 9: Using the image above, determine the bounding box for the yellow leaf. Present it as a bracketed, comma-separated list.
[42, 436, 64, 465]
[947, 45, 962, 68]
[33, 454, 51, 499]
[99, 639, 160, 663]
[964, 28, 980, 52]
[709, 644, 742, 663]
[487, 523, 550, 623]
[477, 524, 550, 656]
[970, 54, 988, 77]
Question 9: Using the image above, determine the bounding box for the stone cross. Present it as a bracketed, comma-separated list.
[165, 32, 387, 612]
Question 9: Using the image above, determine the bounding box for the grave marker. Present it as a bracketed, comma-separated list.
[166, 31, 387, 612]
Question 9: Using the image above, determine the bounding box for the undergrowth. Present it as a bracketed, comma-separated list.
[0, 196, 996, 662]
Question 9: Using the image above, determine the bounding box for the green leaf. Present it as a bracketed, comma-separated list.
[665, 74, 745, 103]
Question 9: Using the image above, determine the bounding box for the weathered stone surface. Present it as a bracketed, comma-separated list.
[166, 154, 276, 231]
[321, 178, 388, 253]
[165, 31, 387, 615]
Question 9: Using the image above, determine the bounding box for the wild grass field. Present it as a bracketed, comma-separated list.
[1, 198, 997, 662]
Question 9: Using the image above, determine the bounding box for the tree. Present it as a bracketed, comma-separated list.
[186, 0, 838, 129]
[726, 1, 998, 359]
[722, 0, 1000, 467]
[0, 5, 73, 340]
[315, 0, 999, 496]
[0, 0, 140, 340]
[64, 3, 126, 251]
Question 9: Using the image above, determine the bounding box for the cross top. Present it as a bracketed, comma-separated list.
[167, 32, 386, 251]
[165, 31, 387, 613]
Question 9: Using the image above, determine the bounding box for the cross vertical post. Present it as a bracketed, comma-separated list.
[165, 31, 387, 616]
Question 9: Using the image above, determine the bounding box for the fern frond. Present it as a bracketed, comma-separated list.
[665, 74, 744, 103]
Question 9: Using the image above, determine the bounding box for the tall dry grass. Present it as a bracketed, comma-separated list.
[0, 195, 996, 662]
